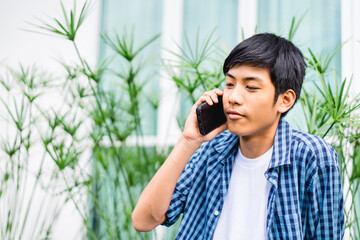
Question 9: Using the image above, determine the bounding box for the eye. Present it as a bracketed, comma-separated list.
[246, 86, 259, 90]
[225, 82, 234, 87]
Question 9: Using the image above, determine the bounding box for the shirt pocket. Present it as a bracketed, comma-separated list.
[274, 213, 302, 239]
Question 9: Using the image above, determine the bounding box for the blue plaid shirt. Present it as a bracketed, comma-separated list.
[162, 118, 344, 239]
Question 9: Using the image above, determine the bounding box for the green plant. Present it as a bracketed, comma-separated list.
[0, 64, 66, 239]
[164, 28, 226, 104]
[164, 28, 227, 130]
[1, 1, 359, 239]
[167, 17, 360, 239]
[301, 45, 360, 239]
[0, 1, 166, 239]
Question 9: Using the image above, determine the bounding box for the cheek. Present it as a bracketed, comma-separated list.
[250, 95, 277, 117]
[222, 92, 230, 107]
[222, 96, 228, 108]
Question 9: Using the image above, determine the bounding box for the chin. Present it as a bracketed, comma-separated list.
[227, 124, 247, 136]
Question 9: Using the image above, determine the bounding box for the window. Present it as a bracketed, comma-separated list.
[257, 0, 341, 129]
[99, 0, 163, 136]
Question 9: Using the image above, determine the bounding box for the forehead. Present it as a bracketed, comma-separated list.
[226, 63, 271, 83]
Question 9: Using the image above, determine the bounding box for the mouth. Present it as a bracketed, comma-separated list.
[226, 110, 246, 120]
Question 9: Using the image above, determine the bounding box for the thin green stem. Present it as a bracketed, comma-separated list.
[72, 41, 116, 145]
[19, 130, 55, 238]
[73, 41, 86, 70]
[352, 181, 360, 237]
[195, 67, 205, 90]
[9, 130, 23, 239]
[17, 102, 33, 239]
[322, 121, 336, 138]
[88, 180, 114, 239]
[30, 169, 58, 240]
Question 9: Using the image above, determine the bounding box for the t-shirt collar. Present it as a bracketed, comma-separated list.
[213, 118, 292, 169]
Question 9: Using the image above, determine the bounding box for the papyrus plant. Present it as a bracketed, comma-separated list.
[302, 47, 360, 239]
[167, 17, 360, 240]
[2, 1, 359, 239]
[1, 1, 166, 239]
[0, 64, 67, 239]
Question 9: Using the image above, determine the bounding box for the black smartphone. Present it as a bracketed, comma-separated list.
[196, 95, 227, 135]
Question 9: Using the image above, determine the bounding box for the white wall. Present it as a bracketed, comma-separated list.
[0, 0, 100, 70]
[341, 1, 360, 239]
[0, 0, 100, 239]
[1, 0, 358, 239]
[341, 0, 360, 95]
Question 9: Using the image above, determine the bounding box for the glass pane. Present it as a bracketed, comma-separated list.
[179, 0, 238, 124]
[257, 0, 341, 130]
[183, 0, 238, 48]
[99, 0, 163, 136]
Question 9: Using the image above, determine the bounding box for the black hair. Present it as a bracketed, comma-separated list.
[223, 33, 306, 116]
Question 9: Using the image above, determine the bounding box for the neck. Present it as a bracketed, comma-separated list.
[239, 118, 280, 159]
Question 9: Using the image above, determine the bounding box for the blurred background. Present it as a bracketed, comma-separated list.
[0, 0, 359, 239]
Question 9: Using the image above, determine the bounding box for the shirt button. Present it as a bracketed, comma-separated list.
[214, 210, 219, 216]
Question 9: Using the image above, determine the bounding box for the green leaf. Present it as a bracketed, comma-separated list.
[287, 11, 307, 41]
[25, 0, 92, 41]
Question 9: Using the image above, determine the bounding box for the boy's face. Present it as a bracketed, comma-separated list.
[223, 63, 283, 138]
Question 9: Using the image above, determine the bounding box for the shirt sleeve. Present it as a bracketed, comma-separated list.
[306, 149, 345, 239]
[161, 146, 203, 227]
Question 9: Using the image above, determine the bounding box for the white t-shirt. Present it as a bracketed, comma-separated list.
[212, 146, 273, 240]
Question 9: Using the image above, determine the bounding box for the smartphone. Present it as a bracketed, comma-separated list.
[196, 95, 227, 135]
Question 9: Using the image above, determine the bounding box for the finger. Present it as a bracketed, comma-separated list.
[214, 88, 223, 96]
[209, 89, 222, 103]
[204, 89, 223, 96]
[203, 91, 209, 96]
[202, 95, 214, 106]
[194, 95, 212, 107]
[196, 89, 222, 107]
[211, 93, 219, 103]
[205, 96, 214, 105]
[207, 89, 223, 103]
[203, 91, 217, 104]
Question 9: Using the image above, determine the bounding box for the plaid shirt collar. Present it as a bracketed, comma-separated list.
[164, 117, 344, 239]
[213, 117, 291, 168]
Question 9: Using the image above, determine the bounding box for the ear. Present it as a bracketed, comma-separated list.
[277, 89, 296, 114]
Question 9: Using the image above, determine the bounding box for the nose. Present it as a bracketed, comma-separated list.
[228, 88, 244, 106]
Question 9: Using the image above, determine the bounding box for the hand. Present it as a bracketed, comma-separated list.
[182, 89, 228, 147]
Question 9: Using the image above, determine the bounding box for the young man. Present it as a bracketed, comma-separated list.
[132, 33, 344, 239]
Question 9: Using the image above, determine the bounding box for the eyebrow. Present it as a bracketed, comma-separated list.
[225, 72, 264, 82]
